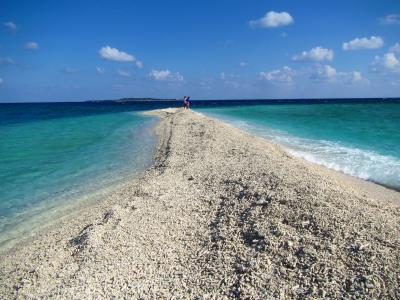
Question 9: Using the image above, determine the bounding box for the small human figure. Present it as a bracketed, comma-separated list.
[183, 96, 188, 110]
[186, 96, 191, 109]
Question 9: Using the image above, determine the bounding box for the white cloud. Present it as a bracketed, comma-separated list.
[352, 71, 363, 82]
[340, 71, 367, 85]
[149, 69, 184, 82]
[96, 67, 105, 74]
[379, 14, 400, 25]
[0, 57, 14, 65]
[4, 21, 17, 31]
[24, 42, 39, 50]
[389, 43, 400, 53]
[239, 61, 248, 67]
[259, 66, 294, 83]
[311, 64, 337, 81]
[342, 36, 384, 50]
[372, 52, 400, 73]
[249, 11, 293, 28]
[99, 46, 135, 62]
[382, 53, 399, 69]
[310, 65, 368, 84]
[117, 69, 131, 77]
[0, 78, 3, 84]
[292, 47, 334, 62]
[135, 60, 143, 68]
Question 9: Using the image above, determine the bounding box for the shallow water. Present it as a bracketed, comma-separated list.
[197, 103, 400, 189]
[0, 103, 159, 246]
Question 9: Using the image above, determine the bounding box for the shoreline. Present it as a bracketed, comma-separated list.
[198, 112, 400, 204]
[196, 109, 400, 194]
[1, 109, 399, 298]
[0, 111, 158, 251]
[0, 171, 147, 251]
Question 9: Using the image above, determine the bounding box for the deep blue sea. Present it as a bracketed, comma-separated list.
[0, 99, 399, 247]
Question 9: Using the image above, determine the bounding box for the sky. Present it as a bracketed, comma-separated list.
[0, 0, 399, 102]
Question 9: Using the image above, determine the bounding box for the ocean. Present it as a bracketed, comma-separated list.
[0, 99, 399, 247]
[196, 101, 400, 190]
[0, 102, 175, 247]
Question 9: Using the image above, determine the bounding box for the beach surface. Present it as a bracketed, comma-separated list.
[1, 108, 399, 299]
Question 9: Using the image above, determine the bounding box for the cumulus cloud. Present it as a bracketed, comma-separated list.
[310, 65, 368, 84]
[99, 46, 135, 62]
[24, 41, 39, 50]
[371, 52, 400, 73]
[292, 47, 334, 62]
[379, 14, 400, 25]
[310, 65, 337, 81]
[135, 60, 143, 68]
[342, 36, 384, 50]
[0, 57, 15, 65]
[239, 61, 248, 67]
[389, 43, 400, 53]
[352, 71, 363, 82]
[149, 69, 184, 82]
[96, 67, 105, 74]
[340, 71, 367, 85]
[117, 69, 131, 77]
[4, 21, 17, 31]
[382, 53, 400, 69]
[259, 66, 294, 84]
[249, 11, 293, 28]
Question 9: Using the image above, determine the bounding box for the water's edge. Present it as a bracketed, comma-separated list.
[0, 114, 159, 251]
[197, 111, 400, 193]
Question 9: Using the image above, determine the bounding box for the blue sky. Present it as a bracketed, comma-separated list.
[0, 0, 399, 102]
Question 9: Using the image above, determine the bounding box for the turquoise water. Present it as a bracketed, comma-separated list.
[197, 103, 400, 189]
[0, 107, 157, 246]
[1, 100, 399, 247]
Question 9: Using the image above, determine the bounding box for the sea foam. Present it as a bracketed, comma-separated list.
[208, 116, 400, 190]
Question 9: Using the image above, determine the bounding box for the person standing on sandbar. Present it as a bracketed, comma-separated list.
[186, 96, 191, 109]
[183, 96, 191, 110]
[183, 96, 188, 110]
